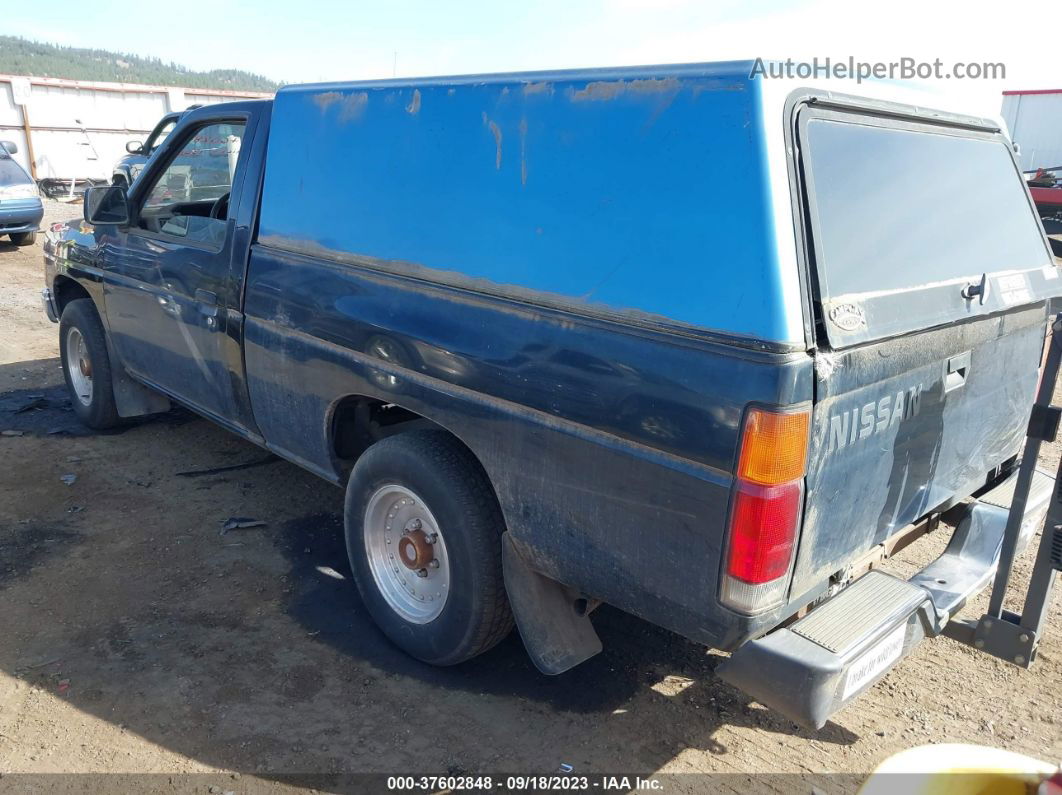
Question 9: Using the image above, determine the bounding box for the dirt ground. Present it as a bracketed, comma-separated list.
[0, 201, 1060, 792]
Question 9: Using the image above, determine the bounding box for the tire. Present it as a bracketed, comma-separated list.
[10, 231, 35, 247]
[344, 430, 513, 665]
[59, 299, 120, 429]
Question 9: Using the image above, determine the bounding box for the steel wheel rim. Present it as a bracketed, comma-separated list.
[364, 484, 450, 623]
[65, 327, 93, 407]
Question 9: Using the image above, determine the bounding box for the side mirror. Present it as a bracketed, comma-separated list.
[0, 140, 17, 155]
[84, 186, 130, 226]
[126, 140, 144, 155]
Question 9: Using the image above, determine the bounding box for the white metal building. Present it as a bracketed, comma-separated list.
[0, 74, 271, 182]
[1001, 88, 1062, 172]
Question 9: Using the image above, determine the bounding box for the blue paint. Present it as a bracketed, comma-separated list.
[259, 63, 792, 343]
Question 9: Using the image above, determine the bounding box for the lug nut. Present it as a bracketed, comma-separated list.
[1015, 655, 1026, 664]
[416, 568, 428, 578]
[429, 559, 440, 569]
[974, 639, 985, 648]
[1019, 633, 1029, 643]
[426, 533, 438, 545]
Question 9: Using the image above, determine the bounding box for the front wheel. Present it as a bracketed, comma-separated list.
[9, 231, 35, 247]
[344, 430, 513, 665]
[59, 299, 120, 429]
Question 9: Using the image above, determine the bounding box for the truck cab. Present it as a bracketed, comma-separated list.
[42, 63, 1062, 729]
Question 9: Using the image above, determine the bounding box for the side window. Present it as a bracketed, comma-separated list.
[137, 121, 245, 247]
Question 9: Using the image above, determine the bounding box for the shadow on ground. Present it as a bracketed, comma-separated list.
[0, 358, 857, 782]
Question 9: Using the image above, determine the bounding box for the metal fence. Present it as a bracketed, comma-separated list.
[0, 74, 271, 183]
[1002, 89, 1062, 172]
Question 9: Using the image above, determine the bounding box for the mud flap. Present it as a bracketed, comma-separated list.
[501, 533, 602, 675]
[105, 337, 171, 418]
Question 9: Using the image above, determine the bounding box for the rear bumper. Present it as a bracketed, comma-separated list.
[718, 467, 1054, 729]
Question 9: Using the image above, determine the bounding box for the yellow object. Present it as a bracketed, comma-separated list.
[736, 407, 810, 485]
[859, 743, 1057, 795]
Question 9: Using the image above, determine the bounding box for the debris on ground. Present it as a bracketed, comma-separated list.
[2, 430, 25, 437]
[220, 517, 267, 535]
[176, 455, 278, 478]
[14, 396, 47, 414]
[59, 474, 77, 486]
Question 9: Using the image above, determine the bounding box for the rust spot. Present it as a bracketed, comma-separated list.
[690, 79, 746, 97]
[313, 91, 342, 111]
[519, 118, 528, 186]
[522, 81, 553, 96]
[568, 77, 681, 102]
[488, 120, 502, 169]
[406, 88, 421, 115]
[314, 90, 368, 121]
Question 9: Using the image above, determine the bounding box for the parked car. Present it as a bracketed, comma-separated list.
[0, 140, 43, 247]
[41, 63, 1062, 729]
[111, 106, 201, 188]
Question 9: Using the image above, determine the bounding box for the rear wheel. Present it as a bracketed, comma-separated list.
[59, 299, 119, 429]
[9, 231, 35, 247]
[344, 430, 513, 665]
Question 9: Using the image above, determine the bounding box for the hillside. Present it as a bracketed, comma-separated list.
[0, 36, 280, 92]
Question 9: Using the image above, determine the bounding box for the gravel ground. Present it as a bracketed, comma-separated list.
[0, 200, 1059, 792]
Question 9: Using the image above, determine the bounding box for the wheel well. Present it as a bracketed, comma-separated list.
[330, 395, 467, 477]
[52, 276, 92, 317]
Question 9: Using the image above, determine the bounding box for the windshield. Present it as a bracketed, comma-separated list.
[0, 155, 32, 187]
[806, 119, 1051, 298]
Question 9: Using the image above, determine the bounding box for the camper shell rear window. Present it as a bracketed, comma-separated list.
[799, 108, 1055, 347]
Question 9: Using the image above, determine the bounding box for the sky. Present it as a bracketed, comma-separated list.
[4, 0, 1062, 115]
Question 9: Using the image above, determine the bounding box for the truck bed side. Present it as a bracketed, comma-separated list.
[242, 243, 814, 648]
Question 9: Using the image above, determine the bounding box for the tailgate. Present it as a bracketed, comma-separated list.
[792, 307, 1044, 595]
[790, 102, 1060, 596]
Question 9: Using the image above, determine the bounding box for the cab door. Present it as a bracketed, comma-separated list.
[101, 107, 262, 432]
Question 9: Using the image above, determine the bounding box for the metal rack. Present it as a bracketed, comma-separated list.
[945, 314, 1062, 666]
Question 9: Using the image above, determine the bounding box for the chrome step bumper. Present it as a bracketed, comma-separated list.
[717, 467, 1054, 730]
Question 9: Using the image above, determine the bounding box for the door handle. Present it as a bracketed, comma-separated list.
[945, 351, 971, 392]
[195, 289, 218, 306]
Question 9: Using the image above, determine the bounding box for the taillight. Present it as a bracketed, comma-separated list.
[721, 406, 810, 614]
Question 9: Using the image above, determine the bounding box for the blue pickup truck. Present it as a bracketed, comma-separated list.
[41, 62, 1061, 729]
